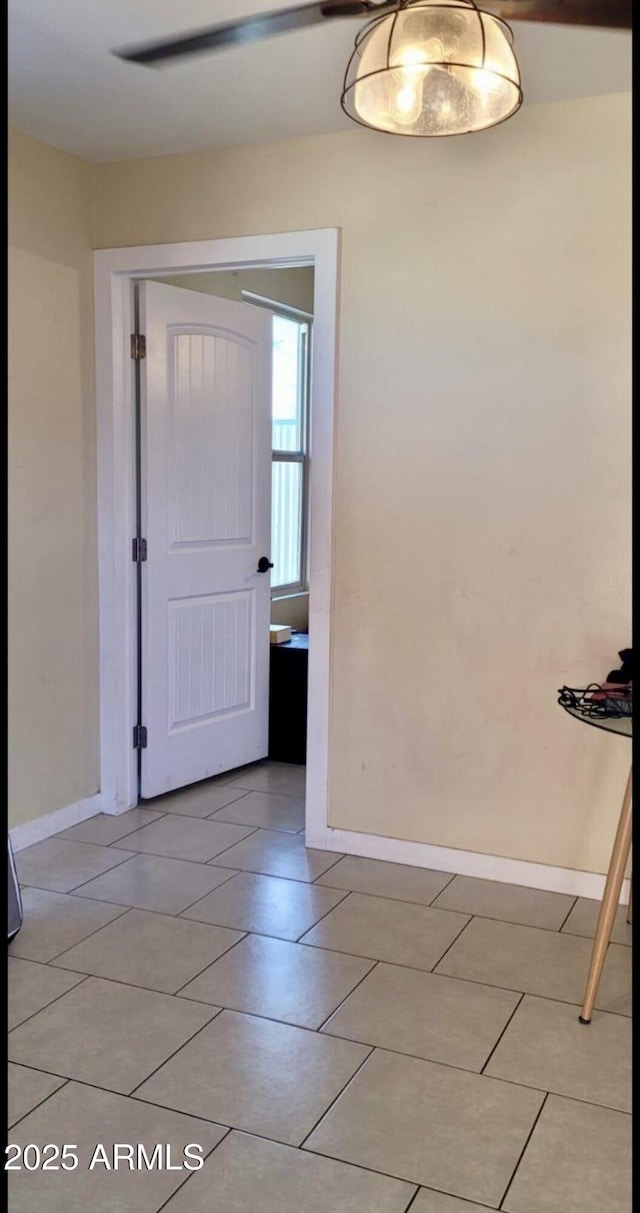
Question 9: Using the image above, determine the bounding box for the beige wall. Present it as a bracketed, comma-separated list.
[8, 129, 99, 826]
[270, 594, 309, 632]
[8, 91, 630, 875]
[94, 93, 631, 874]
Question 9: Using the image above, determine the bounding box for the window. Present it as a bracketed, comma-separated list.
[270, 312, 310, 594]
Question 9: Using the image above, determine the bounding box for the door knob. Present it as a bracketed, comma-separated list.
[257, 557, 274, 573]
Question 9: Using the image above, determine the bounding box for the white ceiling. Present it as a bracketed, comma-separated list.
[8, 0, 632, 163]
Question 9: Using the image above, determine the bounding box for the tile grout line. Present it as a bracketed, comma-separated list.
[557, 894, 579, 932]
[313, 877, 596, 936]
[14, 894, 631, 1020]
[14, 970, 582, 1098]
[110, 902, 636, 1018]
[7, 1074, 71, 1134]
[30, 829, 625, 940]
[207, 814, 303, 835]
[480, 992, 526, 1075]
[128, 1089, 384, 1164]
[8, 1058, 632, 1186]
[315, 959, 380, 1033]
[401, 1187, 497, 1213]
[9, 976, 632, 1116]
[430, 887, 581, 935]
[141, 782, 253, 810]
[426, 911, 475, 970]
[8, 1072, 233, 1195]
[176, 863, 346, 912]
[296, 1045, 376, 1151]
[416, 1188, 497, 1212]
[560, 923, 626, 944]
[59, 808, 170, 846]
[39, 906, 135, 965]
[201, 862, 345, 886]
[294, 889, 353, 943]
[7, 1062, 231, 1111]
[170, 931, 251, 997]
[19, 835, 158, 856]
[205, 787, 305, 822]
[311, 851, 349, 881]
[13, 872, 238, 922]
[43, 845, 239, 879]
[17, 892, 353, 951]
[111, 824, 262, 865]
[19, 849, 143, 897]
[22, 868, 511, 908]
[224, 786, 306, 798]
[498, 1091, 549, 1211]
[152, 1127, 234, 1213]
[201, 788, 254, 815]
[10, 902, 131, 965]
[96, 830, 344, 885]
[15, 965, 230, 1007]
[428, 960, 632, 1020]
[59, 865, 241, 915]
[49, 921, 250, 997]
[127, 1008, 226, 1097]
[14, 819, 632, 1013]
[139, 765, 294, 805]
[304, 1133, 496, 1197]
[195, 821, 347, 881]
[173, 867, 242, 915]
[427, 870, 458, 904]
[8, 974, 92, 1034]
[25, 771, 627, 932]
[400, 1188, 423, 1213]
[66, 850, 156, 892]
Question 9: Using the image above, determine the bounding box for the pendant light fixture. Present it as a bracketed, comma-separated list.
[341, 0, 522, 137]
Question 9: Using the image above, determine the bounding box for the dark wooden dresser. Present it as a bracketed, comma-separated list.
[268, 632, 308, 765]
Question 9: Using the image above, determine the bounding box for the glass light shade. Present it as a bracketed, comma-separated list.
[341, 0, 522, 137]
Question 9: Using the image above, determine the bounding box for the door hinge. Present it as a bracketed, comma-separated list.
[132, 537, 148, 563]
[131, 333, 146, 360]
[133, 725, 148, 750]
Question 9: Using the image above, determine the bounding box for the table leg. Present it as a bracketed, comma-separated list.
[580, 767, 632, 1024]
[627, 873, 632, 925]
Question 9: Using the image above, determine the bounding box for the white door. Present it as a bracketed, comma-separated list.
[139, 280, 273, 798]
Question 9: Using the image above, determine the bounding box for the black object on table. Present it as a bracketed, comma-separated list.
[268, 632, 308, 765]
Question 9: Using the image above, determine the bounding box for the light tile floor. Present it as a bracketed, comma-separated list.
[8, 761, 632, 1212]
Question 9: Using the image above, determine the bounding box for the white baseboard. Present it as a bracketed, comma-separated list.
[10, 799, 629, 904]
[307, 825, 630, 905]
[10, 794, 104, 852]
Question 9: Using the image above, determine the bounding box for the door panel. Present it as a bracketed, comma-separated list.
[139, 281, 273, 798]
[169, 331, 255, 545]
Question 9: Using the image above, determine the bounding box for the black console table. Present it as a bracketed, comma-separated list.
[268, 632, 308, 765]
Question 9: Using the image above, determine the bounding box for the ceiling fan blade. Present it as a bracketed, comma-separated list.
[114, 1, 385, 66]
[114, 0, 631, 68]
[488, 0, 631, 29]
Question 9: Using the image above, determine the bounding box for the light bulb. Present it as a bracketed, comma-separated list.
[469, 67, 504, 97]
[389, 82, 423, 127]
[392, 38, 443, 82]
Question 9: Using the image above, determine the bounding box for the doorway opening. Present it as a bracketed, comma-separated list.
[137, 265, 314, 807]
[94, 229, 339, 850]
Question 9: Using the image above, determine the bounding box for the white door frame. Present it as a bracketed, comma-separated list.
[94, 228, 340, 836]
